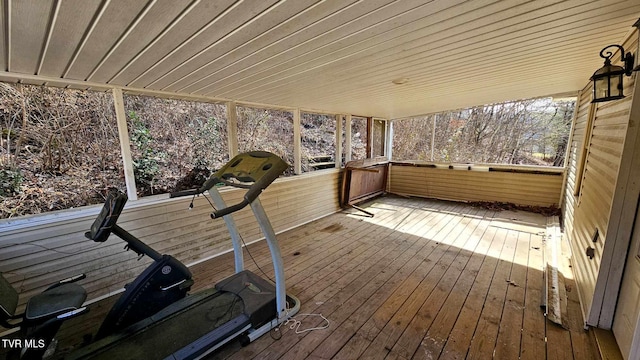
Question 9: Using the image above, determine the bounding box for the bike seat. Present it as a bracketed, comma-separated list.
[25, 283, 87, 321]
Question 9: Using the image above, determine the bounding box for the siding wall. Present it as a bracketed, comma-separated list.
[561, 89, 592, 251]
[562, 35, 637, 324]
[388, 163, 563, 207]
[0, 170, 341, 310]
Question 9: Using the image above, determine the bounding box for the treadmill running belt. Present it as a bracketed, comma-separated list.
[78, 292, 248, 360]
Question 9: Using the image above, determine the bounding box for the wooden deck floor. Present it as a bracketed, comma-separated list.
[46, 195, 599, 359]
[185, 195, 599, 360]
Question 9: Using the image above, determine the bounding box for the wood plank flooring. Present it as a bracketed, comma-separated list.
[39, 195, 597, 359]
[189, 195, 599, 360]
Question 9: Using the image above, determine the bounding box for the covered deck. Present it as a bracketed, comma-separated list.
[2, 1, 640, 359]
[54, 195, 596, 359]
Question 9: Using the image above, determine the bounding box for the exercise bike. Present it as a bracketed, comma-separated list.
[1, 273, 87, 360]
[2, 151, 300, 359]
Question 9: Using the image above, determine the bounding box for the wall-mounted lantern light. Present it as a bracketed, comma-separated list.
[591, 19, 640, 103]
[590, 45, 634, 103]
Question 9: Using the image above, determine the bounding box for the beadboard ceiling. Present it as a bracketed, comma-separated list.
[1, 0, 639, 119]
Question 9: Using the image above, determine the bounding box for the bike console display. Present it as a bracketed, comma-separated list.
[86, 190, 127, 242]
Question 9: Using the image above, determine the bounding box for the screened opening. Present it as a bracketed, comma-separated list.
[124, 95, 228, 197]
[237, 106, 294, 176]
[301, 112, 336, 172]
[372, 119, 386, 157]
[392, 97, 575, 167]
[0, 83, 123, 218]
[350, 117, 368, 161]
[392, 116, 435, 161]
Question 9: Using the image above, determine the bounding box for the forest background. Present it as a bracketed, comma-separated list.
[0, 83, 573, 219]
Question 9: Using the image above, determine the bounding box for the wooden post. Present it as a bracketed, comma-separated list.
[387, 120, 393, 161]
[558, 92, 581, 207]
[574, 103, 596, 197]
[293, 108, 301, 174]
[345, 115, 352, 162]
[335, 114, 343, 168]
[226, 101, 238, 158]
[366, 117, 373, 158]
[112, 88, 137, 200]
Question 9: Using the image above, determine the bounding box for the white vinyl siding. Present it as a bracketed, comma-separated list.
[388, 164, 563, 207]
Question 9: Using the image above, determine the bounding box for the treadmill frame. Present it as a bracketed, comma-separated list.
[207, 185, 300, 344]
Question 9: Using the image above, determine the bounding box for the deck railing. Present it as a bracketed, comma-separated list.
[388, 162, 564, 208]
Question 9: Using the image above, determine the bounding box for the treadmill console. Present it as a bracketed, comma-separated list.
[86, 190, 127, 242]
[169, 151, 290, 219]
[202, 151, 289, 203]
[216, 151, 288, 184]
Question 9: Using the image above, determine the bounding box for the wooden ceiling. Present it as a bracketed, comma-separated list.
[1, 0, 639, 119]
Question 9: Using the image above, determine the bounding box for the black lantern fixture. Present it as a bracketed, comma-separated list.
[590, 45, 634, 103]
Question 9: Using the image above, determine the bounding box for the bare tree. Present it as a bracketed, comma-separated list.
[393, 97, 576, 166]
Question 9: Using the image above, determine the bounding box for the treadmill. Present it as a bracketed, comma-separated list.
[70, 151, 300, 360]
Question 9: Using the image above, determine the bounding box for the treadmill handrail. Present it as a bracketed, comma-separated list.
[210, 199, 250, 219]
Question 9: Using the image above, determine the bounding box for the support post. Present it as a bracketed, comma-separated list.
[559, 93, 581, 207]
[226, 101, 238, 158]
[366, 117, 373, 158]
[387, 120, 393, 161]
[345, 114, 352, 162]
[112, 88, 137, 200]
[293, 108, 301, 174]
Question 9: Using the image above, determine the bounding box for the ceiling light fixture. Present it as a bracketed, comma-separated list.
[392, 77, 408, 85]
